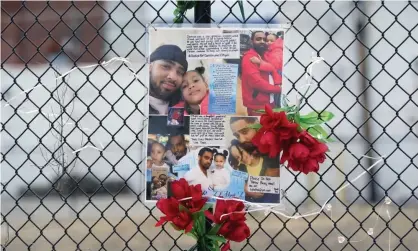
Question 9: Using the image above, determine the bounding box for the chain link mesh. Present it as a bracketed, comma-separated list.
[1, 1, 417, 250]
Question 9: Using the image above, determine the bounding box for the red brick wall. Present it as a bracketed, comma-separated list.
[1, 1, 106, 65]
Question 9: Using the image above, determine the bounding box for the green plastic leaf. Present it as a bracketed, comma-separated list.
[254, 108, 266, 113]
[177, 0, 187, 7]
[273, 107, 289, 112]
[247, 123, 262, 130]
[237, 0, 246, 21]
[307, 125, 329, 141]
[185, 231, 198, 240]
[173, 16, 184, 23]
[299, 111, 335, 125]
[299, 122, 309, 130]
[206, 234, 227, 243]
[325, 137, 336, 143]
[208, 223, 222, 235]
[185, 1, 196, 9]
[202, 203, 213, 212]
[179, 204, 189, 212]
[170, 223, 181, 231]
[191, 211, 205, 236]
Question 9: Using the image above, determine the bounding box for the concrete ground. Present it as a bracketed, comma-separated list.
[1, 196, 417, 251]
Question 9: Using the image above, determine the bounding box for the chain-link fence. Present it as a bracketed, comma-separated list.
[1, 1, 417, 250]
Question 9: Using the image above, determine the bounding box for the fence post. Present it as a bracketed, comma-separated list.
[356, 2, 378, 204]
[194, 1, 213, 249]
[194, 1, 211, 24]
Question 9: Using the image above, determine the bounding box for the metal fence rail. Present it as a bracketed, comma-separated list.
[1, 1, 417, 250]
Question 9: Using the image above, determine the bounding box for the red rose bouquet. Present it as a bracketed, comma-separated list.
[155, 178, 250, 251]
[250, 104, 334, 174]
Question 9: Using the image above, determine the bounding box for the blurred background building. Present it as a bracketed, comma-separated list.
[1, 1, 106, 65]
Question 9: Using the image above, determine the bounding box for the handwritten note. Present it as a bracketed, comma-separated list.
[208, 64, 238, 114]
[213, 170, 248, 200]
[247, 176, 280, 194]
[186, 33, 240, 59]
[231, 170, 249, 181]
[190, 115, 226, 146]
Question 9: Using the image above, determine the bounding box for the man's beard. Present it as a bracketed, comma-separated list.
[199, 161, 211, 170]
[175, 153, 184, 160]
[254, 44, 268, 56]
[149, 78, 169, 100]
[174, 150, 186, 160]
[149, 70, 178, 100]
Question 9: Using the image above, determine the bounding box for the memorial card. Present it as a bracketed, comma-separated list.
[145, 27, 287, 205]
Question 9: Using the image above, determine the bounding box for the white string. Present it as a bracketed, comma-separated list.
[178, 156, 391, 250]
[296, 54, 325, 103]
[41, 126, 106, 154]
[4, 57, 142, 155]
[3, 57, 142, 108]
[72, 145, 103, 154]
[17, 109, 60, 117]
[71, 127, 106, 153]
[386, 207, 392, 251]
[345, 202, 385, 243]
[177, 156, 385, 220]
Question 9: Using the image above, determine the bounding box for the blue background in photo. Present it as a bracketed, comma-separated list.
[210, 169, 248, 202]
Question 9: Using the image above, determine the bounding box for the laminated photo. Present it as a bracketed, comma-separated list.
[145, 26, 287, 205]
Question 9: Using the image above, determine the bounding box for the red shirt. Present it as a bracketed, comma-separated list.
[173, 94, 209, 115]
[241, 48, 282, 110]
[264, 38, 284, 70]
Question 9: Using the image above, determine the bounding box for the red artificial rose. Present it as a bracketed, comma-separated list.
[218, 220, 251, 242]
[172, 211, 194, 233]
[190, 184, 204, 201]
[252, 106, 299, 158]
[259, 105, 287, 130]
[170, 178, 207, 213]
[186, 197, 207, 213]
[251, 129, 281, 158]
[262, 106, 299, 140]
[281, 131, 328, 174]
[155, 197, 180, 227]
[171, 178, 191, 199]
[221, 241, 231, 251]
[205, 199, 246, 224]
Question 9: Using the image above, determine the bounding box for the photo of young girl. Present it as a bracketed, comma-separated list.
[173, 66, 209, 115]
[149, 141, 170, 200]
[150, 141, 170, 170]
[210, 149, 231, 191]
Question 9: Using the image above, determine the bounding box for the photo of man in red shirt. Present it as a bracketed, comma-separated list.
[240, 31, 283, 116]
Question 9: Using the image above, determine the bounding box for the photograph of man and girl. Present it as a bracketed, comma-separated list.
[147, 28, 285, 116]
[145, 115, 281, 204]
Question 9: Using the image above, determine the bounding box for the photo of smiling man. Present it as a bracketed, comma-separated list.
[149, 44, 188, 115]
